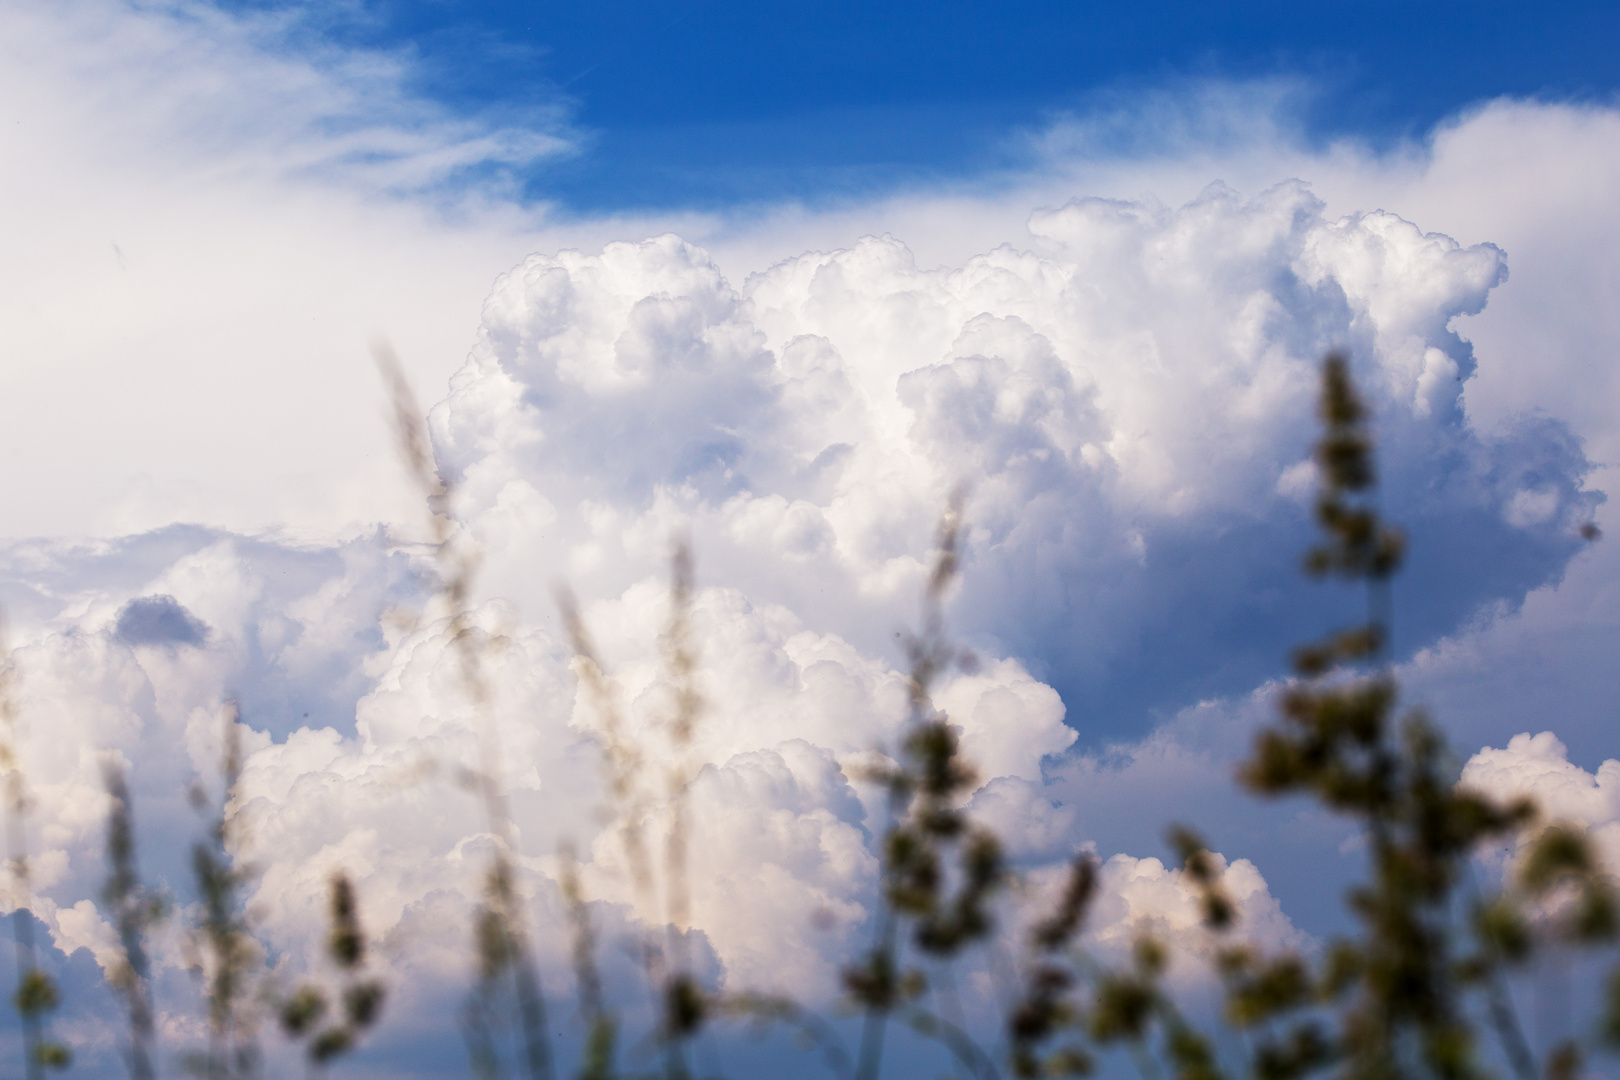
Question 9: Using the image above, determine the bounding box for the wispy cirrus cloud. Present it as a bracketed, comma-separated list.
[4, 0, 576, 197]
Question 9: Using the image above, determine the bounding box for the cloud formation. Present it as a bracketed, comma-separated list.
[433, 184, 1594, 733]
[2, 3, 1620, 1073]
[1461, 733, 1620, 870]
[0, 172, 1602, 1073]
[0, 0, 598, 539]
[4, 0, 573, 197]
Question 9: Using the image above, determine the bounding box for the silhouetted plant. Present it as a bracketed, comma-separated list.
[377, 342, 555, 1080]
[557, 542, 720, 1080]
[1006, 852, 1098, 1079]
[554, 588, 651, 1080]
[1231, 353, 1577, 1080]
[0, 613, 71, 1077]
[655, 538, 707, 1079]
[843, 488, 1010, 1080]
[998, 353, 1620, 1080]
[559, 844, 616, 1080]
[183, 702, 263, 1080]
[102, 756, 165, 1080]
[277, 872, 387, 1071]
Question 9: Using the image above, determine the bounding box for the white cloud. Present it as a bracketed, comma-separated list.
[431, 183, 1588, 734]
[1087, 851, 1307, 966]
[0, 0, 675, 540]
[1461, 733, 1620, 872]
[3, 2, 1620, 1070]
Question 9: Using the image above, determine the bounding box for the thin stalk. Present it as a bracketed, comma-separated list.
[855, 491, 966, 1080]
[7, 807, 42, 1080]
[0, 613, 63, 1079]
[103, 758, 158, 1080]
[191, 702, 258, 1080]
[853, 909, 899, 1080]
[660, 539, 701, 1080]
[555, 587, 664, 1019]
[376, 343, 554, 1080]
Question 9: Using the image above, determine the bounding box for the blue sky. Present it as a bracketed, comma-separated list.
[224, 0, 1620, 209]
[3, 1, 1620, 1075]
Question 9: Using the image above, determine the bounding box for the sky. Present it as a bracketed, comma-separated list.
[220, 0, 1620, 209]
[1, 1, 1620, 1076]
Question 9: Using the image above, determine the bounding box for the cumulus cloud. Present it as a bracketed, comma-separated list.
[1087, 851, 1307, 966]
[0, 525, 1081, 1046]
[1463, 732, 1620, 824]
[432, 185, 1593, 737]
[0, 179, 1592, 1068]
[1461, 733, 1620, 871]
[4, 4, 1620, 1072]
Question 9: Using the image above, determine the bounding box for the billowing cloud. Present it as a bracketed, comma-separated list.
[1461, 733, 1620, 871]
[1088, 851, 1307, 965]
[433, 185, 1594, 737]
[0, 523, 1076, 1045]
[3, 3, 1620, 1074]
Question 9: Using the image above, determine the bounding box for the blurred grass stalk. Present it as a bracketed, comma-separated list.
[101, 755, 161, 1080]
[0, 611, 70, 1077]
[375, 342, 554, 1080]
[557, 540, 710, 1080]
[277, 871, 388, 1069]
[185, 703, 262, 1080]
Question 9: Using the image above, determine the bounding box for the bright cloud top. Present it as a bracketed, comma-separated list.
[1462, 733, 1620, 869]
[433, 182, 1593, 724]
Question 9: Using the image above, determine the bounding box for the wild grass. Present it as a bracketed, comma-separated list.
[0, 617, 70, 1077]
[0, 351, 1613, 1079]
[376, 341, 553, 1080]
[182, 703, 261, 1080]
[101, 756, 160, 1080]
